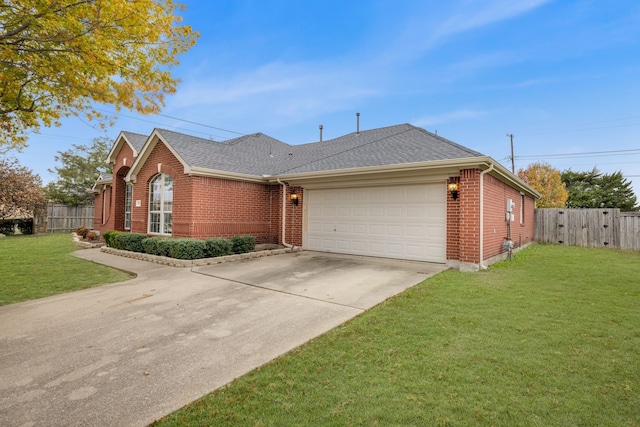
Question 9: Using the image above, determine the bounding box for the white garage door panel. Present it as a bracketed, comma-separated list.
[306, 184, 446, 262]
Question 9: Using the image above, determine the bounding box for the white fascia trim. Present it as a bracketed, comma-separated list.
[486, 161, 541, 199]
[187, 167, 269, 183]
[106, 131, 139, 164]
[126, 130, 190, 183]
[272, 156, 540, 199]
[272, 158, 476, 181]
[90, 178, 112, 194]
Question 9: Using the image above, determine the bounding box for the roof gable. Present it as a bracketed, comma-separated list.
[106, 131, 148, 164]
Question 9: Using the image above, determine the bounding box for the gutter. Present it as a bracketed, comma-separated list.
[276, 178, 293, 249]
[479, 163, 494, 270]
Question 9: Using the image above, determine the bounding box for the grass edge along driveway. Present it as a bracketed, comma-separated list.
[0, 233, 132, 305]
[154, 244, 640, 427]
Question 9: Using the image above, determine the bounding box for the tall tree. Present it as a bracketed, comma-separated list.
[0, 1, 198, 151]
[45, 137, 111, 206]
[562, 168, 639, 211]
[0, 158, 47, 220]
[517, 162, 568, 208]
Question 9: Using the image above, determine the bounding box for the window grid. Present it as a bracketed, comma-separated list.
[124, 183, 132, 230]
[148, 174, 173, 235]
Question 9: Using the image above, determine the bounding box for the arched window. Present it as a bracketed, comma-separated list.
[148, 174, 173, 235]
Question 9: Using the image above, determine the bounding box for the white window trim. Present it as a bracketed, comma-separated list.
[148, 174, 173, 235]
[124, 183, 132, 230]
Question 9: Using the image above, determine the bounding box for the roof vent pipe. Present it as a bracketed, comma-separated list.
[356, 112, 360, 134]
[319, 124, 323, 142]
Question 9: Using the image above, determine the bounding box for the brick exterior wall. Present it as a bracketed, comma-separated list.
[95, 137, 534, 268]
[447, 169, 536, 268]
[93, 185, 112, 232]
[482, 174, 533, 260]
[95, 138, 291, 244]
[286, 186, 303, 246]
[458, 169, 481, 264]
[446, 177, 460, 261]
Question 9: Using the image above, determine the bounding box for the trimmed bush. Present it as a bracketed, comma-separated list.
[204, 238, 233, 258]
[113, 233, 147, 252]
[156, 238, 174, 257]
[231, 235, 255, 254]
[168, 238, 206, 260]
[141, 237, 172, 256]
[102, 230, 123, 247]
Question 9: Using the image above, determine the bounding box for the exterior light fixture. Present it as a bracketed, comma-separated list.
[290, 191, 299, 205]
[448, 177, 460, 200]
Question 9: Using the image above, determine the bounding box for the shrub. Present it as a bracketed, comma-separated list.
[85, 231, 97, 241]
[204, 238, 233, 258]
[102, 231, 123, 247]
[74, 226, 89, 238]
[142, 237, 172, 256]
[231, 235, 255, 254]
[16, 219, 34, 234]
[0, 219, 16, 235]
[113, 233, 147, 252]
[168, 238, 207, 260]
[156, 238, 174, 257]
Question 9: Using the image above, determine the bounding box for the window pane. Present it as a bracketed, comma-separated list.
[163, 213, 172, 234]
[149, 213, 160, 233]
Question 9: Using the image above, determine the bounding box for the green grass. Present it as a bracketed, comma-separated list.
[154, 244, 640, 427]
[0, 233, 133, 305]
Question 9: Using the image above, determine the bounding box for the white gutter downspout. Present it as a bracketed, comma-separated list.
[276, 179, 294, 249]
[479, 163, 494, 270]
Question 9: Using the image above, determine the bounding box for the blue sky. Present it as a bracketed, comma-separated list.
[15, 0, 640, 196]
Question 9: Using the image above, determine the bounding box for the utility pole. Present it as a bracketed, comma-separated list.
[506, 133, 514, 173]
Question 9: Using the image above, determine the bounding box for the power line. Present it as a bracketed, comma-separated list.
[517, 148, 640, 160]
[155, 112, 246, 135]
[93, 108, 247, 137]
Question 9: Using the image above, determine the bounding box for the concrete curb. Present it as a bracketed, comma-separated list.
[100, 246, 303, 268]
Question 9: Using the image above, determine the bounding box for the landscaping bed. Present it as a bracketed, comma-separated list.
[99, 231, 299, 267]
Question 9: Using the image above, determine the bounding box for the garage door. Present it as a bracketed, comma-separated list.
[305, 184, 446, 262]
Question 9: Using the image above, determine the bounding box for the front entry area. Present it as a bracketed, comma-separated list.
[304, 183, 446, 263]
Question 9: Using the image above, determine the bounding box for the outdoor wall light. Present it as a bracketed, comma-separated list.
[448, 177, 460, 200]
[290, 191, 299, 205]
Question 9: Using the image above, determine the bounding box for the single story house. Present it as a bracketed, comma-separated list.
[93, 123, 539, 270]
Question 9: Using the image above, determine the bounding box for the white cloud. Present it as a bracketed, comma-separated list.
[379, 0, 553, 64]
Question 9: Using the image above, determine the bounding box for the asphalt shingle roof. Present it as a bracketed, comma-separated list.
[121, 131, 148, 153]
[153, 124, 484, 177]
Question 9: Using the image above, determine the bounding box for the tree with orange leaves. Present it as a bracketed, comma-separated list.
[518, 161, 568, 208]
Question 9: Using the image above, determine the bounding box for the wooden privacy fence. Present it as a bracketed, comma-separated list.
[534, 208, 640, 250]
[45, 204, 94, 232]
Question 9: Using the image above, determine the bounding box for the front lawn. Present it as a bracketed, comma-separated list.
[0, 233, 133, 305]
[154, 244, 640, 426]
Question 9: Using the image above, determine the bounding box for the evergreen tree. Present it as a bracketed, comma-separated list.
[562, 168, 639, 211]
[45, 137, 112, 206]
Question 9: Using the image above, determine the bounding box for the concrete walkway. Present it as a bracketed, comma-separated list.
[0, 249, 446, 427]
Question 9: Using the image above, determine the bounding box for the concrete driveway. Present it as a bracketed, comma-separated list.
[0, 249, 446, 427]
